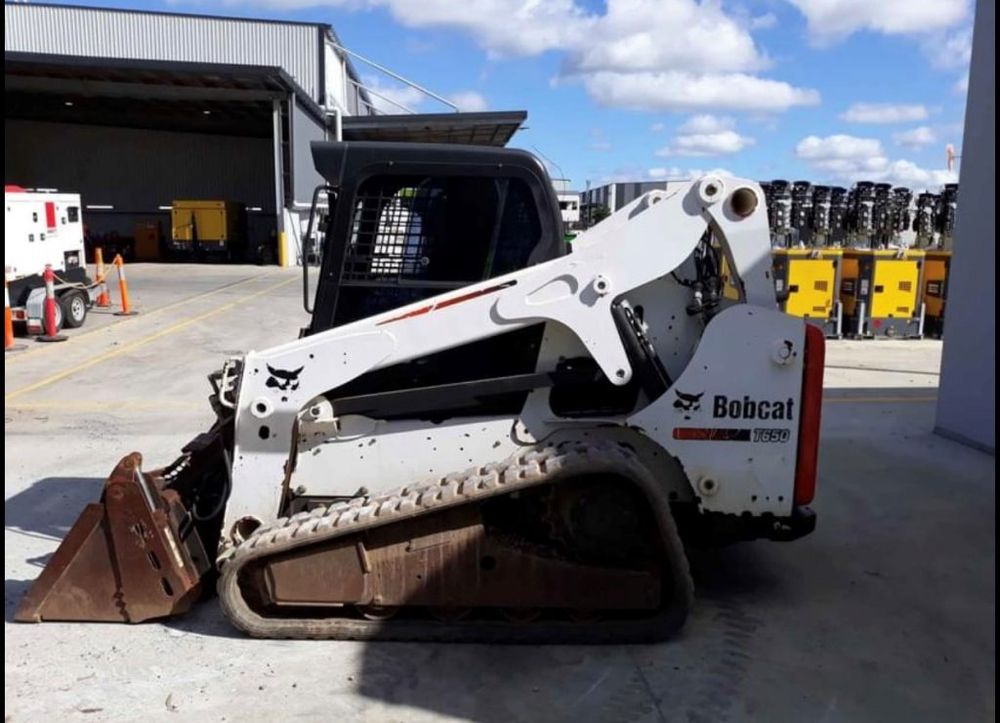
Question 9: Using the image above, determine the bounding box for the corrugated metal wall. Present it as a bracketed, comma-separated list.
[615, 182, 670, 210]
[291, 99, 327, 205]
[4, 4, 324, 102]
[581, 185, 611, 210]
[582, 182, 676, 212]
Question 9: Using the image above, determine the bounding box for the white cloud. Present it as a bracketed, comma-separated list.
[656, 114, 752, 158]
[649, 122, 666, 133]
[796, 134, 884, 159]
[364, 76, 427, 113]
[364, 78, 487, 114]
[922, 26, 973, 69]
[878, 160, 957, 189]
[953, 74, 970, 94]
[447, 90, 489, 112]
[893, 126, 937, 149]
[678, 114, 734, 134]
[795, 133, 956, 190]
[648, 166, 734, 179]
[365, 0, 591, 57]
[567, 0, 767, 75]
[787, 0, 968, 43]
[562, 1, 818, 112]
[583, 71, 820, 112]
[750, 13, 777, 30]
[598, 166, 648, 183]
[276, 0, 815, 114]
[840, 103, 929, 124]
[657, 130, 754, 157]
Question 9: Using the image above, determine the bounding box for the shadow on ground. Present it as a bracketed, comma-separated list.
[344, 542, 779, 723]
[5, 477, 104, 541]
[5, 578, 34, 623]
[5, 476, 104, 624]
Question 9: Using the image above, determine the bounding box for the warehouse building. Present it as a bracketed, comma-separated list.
[4, 3, 525, 265]
[580, 180, 677, 226]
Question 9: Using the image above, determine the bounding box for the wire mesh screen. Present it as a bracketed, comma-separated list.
[346, 191, 428, 280]
[342, 175, 501, 285]
[330, 173, 547, 327]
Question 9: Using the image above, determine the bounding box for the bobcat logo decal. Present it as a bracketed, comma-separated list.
[266, 364, 304, 392]
[673, 390, 704, 420]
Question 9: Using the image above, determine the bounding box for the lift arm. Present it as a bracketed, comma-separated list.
[221, 176, 775, 542]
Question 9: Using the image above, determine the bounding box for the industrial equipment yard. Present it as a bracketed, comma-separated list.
[4, 0, 995, 720]
[4, 264, 994, 723]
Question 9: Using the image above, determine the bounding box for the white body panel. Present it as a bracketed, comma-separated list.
[219, 177, 798, 544]
[632, 305, 804, 516]
[4, 191, 85, 279]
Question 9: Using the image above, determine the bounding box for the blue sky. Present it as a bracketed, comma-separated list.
[71, 0, 971, 191]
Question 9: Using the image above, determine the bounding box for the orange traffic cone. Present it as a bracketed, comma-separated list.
[5, 270, 26, 351]
[37, 265, 67, 343]
[95, 247, 110, 308]
[113, 254, 137, 316]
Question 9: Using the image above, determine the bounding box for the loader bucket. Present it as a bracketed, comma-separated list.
[16, 452, 213, 624]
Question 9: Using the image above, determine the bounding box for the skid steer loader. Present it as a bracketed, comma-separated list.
[16, 142, 823, 642]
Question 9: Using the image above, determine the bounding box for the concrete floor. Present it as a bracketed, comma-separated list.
[4, 264, 995, 722]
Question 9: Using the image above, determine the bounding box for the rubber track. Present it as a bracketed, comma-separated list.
[217, 441, 694, 643]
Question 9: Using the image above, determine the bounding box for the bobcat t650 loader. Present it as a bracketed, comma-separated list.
[17, 142, 823, 642]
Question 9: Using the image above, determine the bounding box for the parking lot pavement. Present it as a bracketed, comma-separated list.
[4, 265, 995, 723]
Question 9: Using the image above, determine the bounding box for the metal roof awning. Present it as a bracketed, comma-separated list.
[340, 111, 527, 147]
[6, 54, 528, 146]
[4, 52, 323, 136]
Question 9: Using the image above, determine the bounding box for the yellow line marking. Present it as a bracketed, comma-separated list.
[824, 395, 937, 403]
[5, 276, 297, 402]
[4, 272, 275, 365]
[6, 399, 203, 411]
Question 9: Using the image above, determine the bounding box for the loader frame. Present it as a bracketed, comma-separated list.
[219, 176, 804, 546]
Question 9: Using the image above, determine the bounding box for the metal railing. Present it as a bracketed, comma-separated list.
[331, 41, 459, 116]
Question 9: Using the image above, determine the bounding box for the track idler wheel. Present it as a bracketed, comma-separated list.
[357, 605, 399, 621]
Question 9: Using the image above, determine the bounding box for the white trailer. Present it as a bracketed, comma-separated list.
[4, 187, 98, 334]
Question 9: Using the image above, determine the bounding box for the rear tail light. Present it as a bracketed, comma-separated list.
[794, 324, 825, 505]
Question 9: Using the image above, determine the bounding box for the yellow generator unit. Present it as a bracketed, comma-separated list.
[921, 250, 950, 338]
[171, 200, 246, 259]
[839, 249, 925, 338]
[772, 248, 843, 338]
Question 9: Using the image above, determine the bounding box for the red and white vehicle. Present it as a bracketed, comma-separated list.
[5, 186, 98, 334]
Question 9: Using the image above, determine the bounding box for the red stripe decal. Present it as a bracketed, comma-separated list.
[434, 281, 517, 310]
[376, 280, 517, 326]
[672, 427, 751, 441]
[376, 304, 433, 326]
